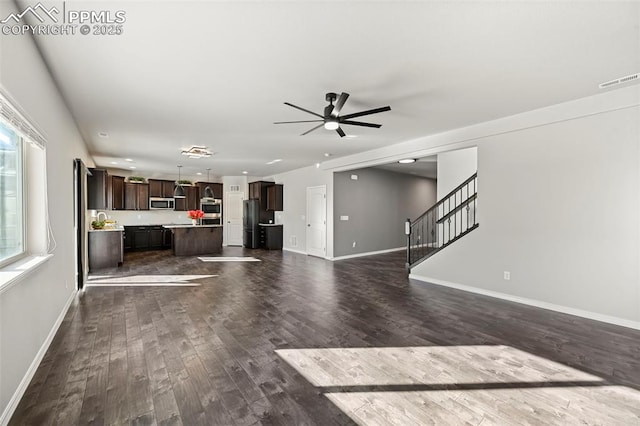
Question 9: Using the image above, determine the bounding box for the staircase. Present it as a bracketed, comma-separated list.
[406, 172, 478, 270]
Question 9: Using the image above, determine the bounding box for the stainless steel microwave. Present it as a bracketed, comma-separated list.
[149, 197, 175, 210]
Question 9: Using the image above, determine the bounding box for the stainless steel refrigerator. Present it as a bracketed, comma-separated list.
[243, 199, 260, 248]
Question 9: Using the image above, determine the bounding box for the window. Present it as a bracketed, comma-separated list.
[0, 124, 24, 266]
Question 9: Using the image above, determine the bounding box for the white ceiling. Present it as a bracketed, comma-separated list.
[25, 0, 640, 181]
[374, 156, 438, 179]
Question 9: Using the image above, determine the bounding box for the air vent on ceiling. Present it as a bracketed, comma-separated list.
[229, 185, 240, 192]
[599, 73, 639, 89]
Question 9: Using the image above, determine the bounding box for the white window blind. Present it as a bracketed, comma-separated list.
[0, 93, 46, 149]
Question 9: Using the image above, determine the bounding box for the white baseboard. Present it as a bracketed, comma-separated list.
[331, 246, 405, 261]
[0, 289, 77, 426]
[409, 274, 640, 331]
[283, 247, 307, 255]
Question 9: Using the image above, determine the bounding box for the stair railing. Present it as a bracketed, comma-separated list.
[406, 172, 478, 268]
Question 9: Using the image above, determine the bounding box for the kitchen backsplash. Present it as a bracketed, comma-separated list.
[102, 210, 193, 226]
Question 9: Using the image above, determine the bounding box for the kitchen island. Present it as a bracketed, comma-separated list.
[163, 224, 223, 256]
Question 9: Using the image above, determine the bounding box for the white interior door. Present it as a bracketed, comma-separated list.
[306, 185, 326, 258]
[225, 191, 244, 246]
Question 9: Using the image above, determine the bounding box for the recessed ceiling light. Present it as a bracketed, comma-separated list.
[129, 166, 136, 169]
[196, 172, 202, 176]
[398, 158, 416, 164]
[324, 153, 332, 157]
[316, 163, 320, 168]
[98, 132, 108, 138]
[266, 159, 283, 165]
[125, 158, 134, 162]
[242, 171, 248, 174]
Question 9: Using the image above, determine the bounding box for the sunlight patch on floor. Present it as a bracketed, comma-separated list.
[86, 274, 216, 286]
[198, 256, 261, 262]
[276, 345, 640, 425]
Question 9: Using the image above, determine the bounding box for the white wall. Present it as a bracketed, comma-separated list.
[437, 147, 477, 198]
[271, 165, 334, 258]
[0, 1, 93, 420]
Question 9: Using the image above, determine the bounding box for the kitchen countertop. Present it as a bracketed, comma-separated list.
[163, 224, 224, 229]
[89, 226, 124, 232]
[258, 223, 283, 227]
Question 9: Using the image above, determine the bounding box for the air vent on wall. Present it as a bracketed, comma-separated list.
[229, 185, 240, 192]
[599, 73, 639, 89]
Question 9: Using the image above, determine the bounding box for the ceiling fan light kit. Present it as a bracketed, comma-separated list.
[274, 92, 391, 137]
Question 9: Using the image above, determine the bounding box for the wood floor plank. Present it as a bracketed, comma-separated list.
[8, 248, 640, 426]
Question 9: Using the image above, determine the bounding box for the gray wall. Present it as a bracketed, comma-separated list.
[334, 168, 436, 257]
[0, 1, 93, 419]
[412, 104, 640, 325]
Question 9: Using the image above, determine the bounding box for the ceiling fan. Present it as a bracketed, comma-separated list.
[274, 92, 391, 137]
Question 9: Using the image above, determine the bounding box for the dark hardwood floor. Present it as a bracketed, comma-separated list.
[9, 247, 640, 425]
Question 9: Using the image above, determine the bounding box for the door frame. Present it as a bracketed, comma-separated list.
[306, 185, 327, 258]
[73, 158, 87, 290]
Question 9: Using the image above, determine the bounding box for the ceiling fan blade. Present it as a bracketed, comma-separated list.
[340, 106, 391, 120]
[340, 120, 382, 128]
[274, 120, 324, 124]
[336, 127, 346, 137]
[331, 92, 350, 118]
[284, 102, 324, 119]
[301, 123, 324, 136]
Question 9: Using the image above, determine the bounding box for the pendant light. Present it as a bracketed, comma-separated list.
[203, 168, 214, 199]
[174, 165, 186, 198]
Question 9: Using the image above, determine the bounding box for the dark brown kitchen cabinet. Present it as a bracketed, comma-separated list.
[149, 226, 164, 249]
[124, 225, 171, 252]
[110, 175, 125, 210]
[174, 186, 199, 211]
[88, 230, 123, 270]
[124, 183, 150, 210]
[148, 179, 175, 198]
[248, 181, 275, 223]
[197, 182, 223, 199]
[267, 184, 283, 211]
[87, 168, 109, 210]
[259, 225, 283, 250]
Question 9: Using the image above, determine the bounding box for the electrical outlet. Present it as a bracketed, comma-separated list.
[352, 241, 357, 248]
[503, 271, 511, 280]
[350, 174, 358, 180]
[340, 215, 349, 221]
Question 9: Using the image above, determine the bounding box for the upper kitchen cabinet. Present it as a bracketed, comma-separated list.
[148, 179, 175, 198]
[266, 184, 283, 211]
[124, 182, 150, 210]
[248, 181, 273, 203]
[87, 168, 109, 210]
[174, 185, 199, 211]
[197, 182, 223, 199]
[109, 175, 125, 210]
